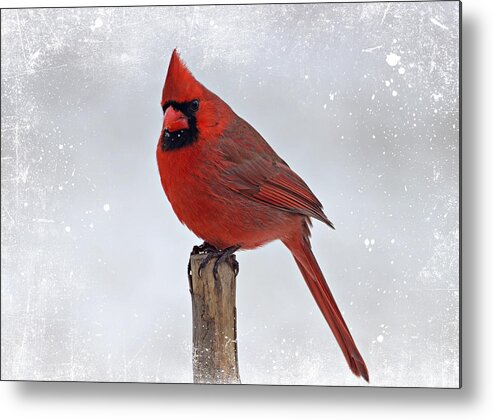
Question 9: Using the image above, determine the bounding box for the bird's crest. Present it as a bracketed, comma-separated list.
[161, 49, 205, 105]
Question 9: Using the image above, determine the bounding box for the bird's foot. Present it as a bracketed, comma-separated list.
[191, 241, 219, 255]
[198, 245, 241, 284]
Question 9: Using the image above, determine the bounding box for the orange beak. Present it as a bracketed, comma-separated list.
[164, 106, 189, 132]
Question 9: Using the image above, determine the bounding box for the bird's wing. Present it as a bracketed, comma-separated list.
[217, 122, 334, 228]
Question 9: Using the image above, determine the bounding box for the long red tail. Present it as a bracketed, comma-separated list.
[284, 233, 369, 382]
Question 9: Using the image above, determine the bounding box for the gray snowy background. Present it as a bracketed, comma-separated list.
[1, 2, 459, 387]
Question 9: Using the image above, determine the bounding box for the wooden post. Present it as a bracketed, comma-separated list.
[188, 252, 240, 384]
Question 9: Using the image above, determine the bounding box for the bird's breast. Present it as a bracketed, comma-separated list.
[157, 140, 295, 250]
[157, 141, 232, 245]
[157, 142, 209, 222]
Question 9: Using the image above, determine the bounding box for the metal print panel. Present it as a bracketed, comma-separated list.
[1, 1, 460, 387]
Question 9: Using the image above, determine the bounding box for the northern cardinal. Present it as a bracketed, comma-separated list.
[156, 49, 369, 382]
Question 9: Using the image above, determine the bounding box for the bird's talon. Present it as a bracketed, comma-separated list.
[212, 263, 221, 289]
[197, 251, 214, 277]
[198, 263, 205, 277]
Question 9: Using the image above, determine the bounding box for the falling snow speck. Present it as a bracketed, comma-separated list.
[103, 204, 110, 212]
[386, 52, 401, 67]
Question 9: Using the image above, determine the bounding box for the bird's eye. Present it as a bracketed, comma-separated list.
[190, 99, 200, 113]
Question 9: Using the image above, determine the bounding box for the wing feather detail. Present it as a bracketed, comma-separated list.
[220, 145, 334, 228]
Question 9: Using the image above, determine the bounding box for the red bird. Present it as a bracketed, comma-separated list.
[156, 49, 369, 382]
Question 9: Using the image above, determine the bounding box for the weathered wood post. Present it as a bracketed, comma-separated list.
[188, 252, 240, 384]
